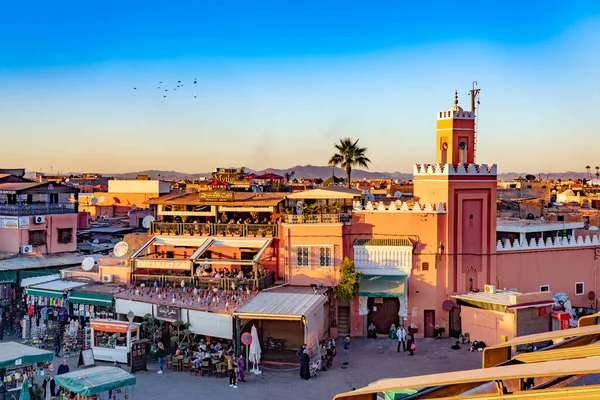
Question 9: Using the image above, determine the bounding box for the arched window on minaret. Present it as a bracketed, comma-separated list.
[458, 141, 467, 164]
[441, 142, 448, 164]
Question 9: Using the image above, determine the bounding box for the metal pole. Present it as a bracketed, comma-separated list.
[246, 343, 249, 372]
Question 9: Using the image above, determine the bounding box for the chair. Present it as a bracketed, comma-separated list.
[165, 355, 173, 370]
[189, 360, 200, 376]
[181, 357, 191, 372]
[201, 360, 212, 377]
[214, 362, 228, 378]
[170, 357, 180, 371]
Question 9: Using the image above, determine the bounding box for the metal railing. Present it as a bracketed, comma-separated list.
[284, 213, 350, 224]
[150, 222, 278, 237]
[0, 203, 77, 216]
[132, 273, 273, 290]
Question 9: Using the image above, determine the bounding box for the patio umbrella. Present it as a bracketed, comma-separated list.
[19, 379, 31, 400]
[249, 325, 262, 375]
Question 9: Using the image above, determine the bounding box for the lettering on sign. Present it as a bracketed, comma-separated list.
[198, 191, 234, 202]
[156, 304, 180, 321]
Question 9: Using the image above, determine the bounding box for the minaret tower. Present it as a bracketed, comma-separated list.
[413, 89, 497, 294]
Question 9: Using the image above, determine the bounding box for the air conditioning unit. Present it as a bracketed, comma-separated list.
[484, 285, 497, 294]
[34, 216, 45, 224]
[21, 245, 33, 254]
[102, 274, 113, 283]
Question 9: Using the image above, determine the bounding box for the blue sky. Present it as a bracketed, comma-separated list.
[1, 1, 599, 174]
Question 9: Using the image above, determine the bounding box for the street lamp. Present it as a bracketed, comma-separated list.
[127, 311, 134, 325]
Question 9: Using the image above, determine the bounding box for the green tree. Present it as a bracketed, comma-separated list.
[328, 138, 371, 188]
[284, 171, 296, 187]
[335, 257, 364, 300]
[141, 314, 165, 344]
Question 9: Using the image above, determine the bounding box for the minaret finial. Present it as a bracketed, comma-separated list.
[454, 90, 459, 105]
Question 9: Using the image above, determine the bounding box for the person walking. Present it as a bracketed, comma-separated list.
[397, 325, 407, 352]
[54, 331, 62, 357]
[227, 354, 238, 388]
[407, 329, 416, 356]
[343, 336, 350, 366]
[156, 342, 166, 374]
[236, 354, 246, 382]
[57, 358, 70, 375]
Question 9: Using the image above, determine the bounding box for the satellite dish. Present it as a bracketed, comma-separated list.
[127, 210, 132, 217]
[142, 215, 155, 229]
[525, 174, 536, 181]
[98, 196, 105, 203]
[131, 204, 137, 211]
[393, 191, 402, 198]
[589, 226, 599, 232]
[113, 241, 129, 257]
[90, 198, 99, 205]
[93, 239, 100, 244]
[81, 257, 95, 271]
[366, 194, 375, 202]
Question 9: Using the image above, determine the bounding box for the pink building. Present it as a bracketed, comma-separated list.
[0, 174, 80, 254]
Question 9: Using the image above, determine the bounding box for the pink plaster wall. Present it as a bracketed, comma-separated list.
[0, 214, 78, 254]
[497, 248, 600, 308]
[460, 306, 516, 346]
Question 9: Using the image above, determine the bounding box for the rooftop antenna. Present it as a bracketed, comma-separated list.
[469, 81, 481, 163]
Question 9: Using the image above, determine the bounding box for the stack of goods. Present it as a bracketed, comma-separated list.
[21, 316, 30, 341]
[30, 319, 48, 349]
[63, 320, 81, 357]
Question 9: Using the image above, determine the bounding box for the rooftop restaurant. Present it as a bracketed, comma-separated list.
[0, 177, 80, 216]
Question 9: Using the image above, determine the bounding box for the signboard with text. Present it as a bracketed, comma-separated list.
[198, 191, 234, 202]
[0, 216, 18, 230]
[156, 304, 180, 321]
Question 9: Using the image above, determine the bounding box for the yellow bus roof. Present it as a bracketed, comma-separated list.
[488, 324, 600, 349]
[435, 385, 600, 400]
[333, 357, 600, 400]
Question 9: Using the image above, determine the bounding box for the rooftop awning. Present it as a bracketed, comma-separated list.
[54, 366, 136, 396]
[234, 291, 327, 321]
[359, 275, 406, 297]
[69, 291, 114, 306]
[0, 342, 54, 368]
[26, 280, 88, 298]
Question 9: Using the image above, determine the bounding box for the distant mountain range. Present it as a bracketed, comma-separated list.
[106, 166, 591, 182]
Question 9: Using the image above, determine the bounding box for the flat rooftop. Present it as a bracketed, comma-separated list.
[497, 218, 584, 233]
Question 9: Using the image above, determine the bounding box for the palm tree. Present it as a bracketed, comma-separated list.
[596, 166, 599, 179]
[328, 138, 371, 188]
[284, 171, 295, 187]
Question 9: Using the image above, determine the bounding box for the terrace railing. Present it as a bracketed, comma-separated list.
[132, 273, 273, 290]
[284, 212, 350, 224]
[150, 222, 278, 237]
[0, 203, 77, 217]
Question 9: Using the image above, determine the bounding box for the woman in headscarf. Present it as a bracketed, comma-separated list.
[300, 349, 311, 380]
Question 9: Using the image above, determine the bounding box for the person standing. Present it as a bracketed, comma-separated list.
[300, 350, 310, 380]
[156, 342, 166, 374]
[397, 325, 407, 352]
[54, 331, 62, 357]
[0, 313, 4, 340]
[227, 354, 238, 388]
[236, 354, 246, 382]
[57, 358, 70, 375]
[407, 329, 415, 356]
[43, 376, 56, 400]
[343, 336, 350, 365]
[296, 343, 307, 378]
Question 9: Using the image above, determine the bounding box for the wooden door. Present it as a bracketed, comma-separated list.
[367, 298, 400, 335]
[449, 306, 461, 338]
[424, 310, 435, 338]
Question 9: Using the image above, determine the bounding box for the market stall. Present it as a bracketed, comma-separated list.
[54, 366, 136, 400]
[90, 320, 141, 364]
[0, 343, 54, 400]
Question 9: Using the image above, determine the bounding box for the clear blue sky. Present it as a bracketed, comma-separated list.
[1, 1, 599, 174]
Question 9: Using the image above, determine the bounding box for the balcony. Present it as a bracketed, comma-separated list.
[131, 273, 274, 291]
[284, 213, 350, 224]
[150, 222, 278, 237]
[0, 203, 77, 217]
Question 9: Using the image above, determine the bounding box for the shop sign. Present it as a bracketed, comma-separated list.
[130, 339, 148, 373]
[91, 321, 128, 333]
[156, 304, 180, 321]
[0, 216, 18, 230]
[199, 191, 234, 202]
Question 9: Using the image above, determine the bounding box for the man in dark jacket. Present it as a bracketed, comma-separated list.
[296, 344, 307, 378]
[57, 358, 70, 375]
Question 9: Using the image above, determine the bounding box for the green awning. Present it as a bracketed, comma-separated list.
[69, 291, 113, 306]
[26, 288, 65, 299]
[18, 268, 65, 283]
[0, 270, 17, 283]
[359, 275, 406, 297]
[54, 366, 136, 396]
[0, 343, 54, 368]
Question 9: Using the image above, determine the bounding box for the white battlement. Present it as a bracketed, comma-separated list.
[438, 110, 475, 120]
[496, 235, 600, 251]
[414, 163, 497, 176]
[353, 200, 446, 213]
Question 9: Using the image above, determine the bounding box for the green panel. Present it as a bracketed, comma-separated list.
[0, 270, 17, 283]
[384, 389, 418, 400]
[18, 267, 64, 283]
[0, 343, 54, 368]
[54, 366, 136, 396]
[69, 291, 113, 306]
[359, 275, 406, 297]
[26, 288, 64, 299]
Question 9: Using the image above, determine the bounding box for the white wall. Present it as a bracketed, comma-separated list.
[108, 180, 171, 194]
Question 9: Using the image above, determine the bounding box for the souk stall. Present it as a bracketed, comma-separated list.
[89, 320, 140, 364]
[54, 366, 136, 400]
[0, 343, 54, 400]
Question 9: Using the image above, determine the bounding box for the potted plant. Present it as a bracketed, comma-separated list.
[141, 313, 165, 360]
[32, 384, 44, 400]
[170, 320, 194, 348]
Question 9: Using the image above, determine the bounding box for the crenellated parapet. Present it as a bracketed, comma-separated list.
[497, 235, 600, 251]
[414, 163, 497, 176]
[438, 110, 475, 120]
[353, 200, 446, 213]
